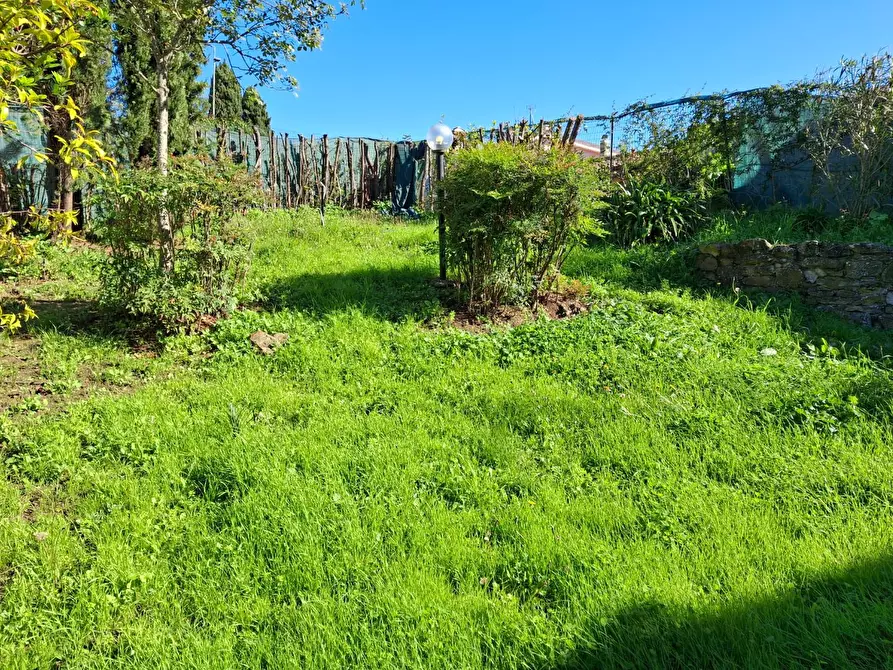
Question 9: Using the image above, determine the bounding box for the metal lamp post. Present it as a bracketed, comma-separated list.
[426, 122, 454, 280]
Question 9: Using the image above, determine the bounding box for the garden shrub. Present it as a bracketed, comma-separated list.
[619, 97, 734, 204]
[600, 178, 708, 247]
[440, 143, 606, 311]
[94, 155, 264, 331]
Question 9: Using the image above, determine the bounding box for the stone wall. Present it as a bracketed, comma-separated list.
[696, 239, 893, 329]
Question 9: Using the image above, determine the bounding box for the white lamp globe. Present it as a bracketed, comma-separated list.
[426, 122, 454, 152]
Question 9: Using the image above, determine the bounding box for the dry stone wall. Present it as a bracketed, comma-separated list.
[696, 239, 893, 329]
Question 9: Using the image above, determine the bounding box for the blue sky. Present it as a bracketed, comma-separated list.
[212, 0, 893, 140]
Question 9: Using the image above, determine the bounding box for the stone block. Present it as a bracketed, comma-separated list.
[771, 245, 796, 259]
[742, 265, 770, 277]
[800, 257, 847, 271]
[849, 242, 893, 255]
[776, 268, 804, 289]
[845, 259, 887, 279]
[887, 291, 893, 306]
[796, 241, 821, 257]
[854, 292, 886, 306]
[696, 254, 718, 271]
[699, 243, 722, 256]
[816, 276, 851, 289]
[742, 275, 774, 288]
[823, 243, 854, 258]
[739, 239, 773, 253]
[804, 270, 818, 284]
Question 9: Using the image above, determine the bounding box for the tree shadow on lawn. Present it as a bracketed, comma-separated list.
[260, 266, 444, 322]
[567, 242, 892, 359]
[555, 554, 893, 669]
[19, 298, 158, 346]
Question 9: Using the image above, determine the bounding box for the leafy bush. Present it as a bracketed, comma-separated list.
[600, 178, 708, 247]
[620, 98, 733, 203]
[94, 156, 264, 331]
[440, 143, 606, 310]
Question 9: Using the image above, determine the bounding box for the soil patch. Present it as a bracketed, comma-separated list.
[433, 283, 590, 333]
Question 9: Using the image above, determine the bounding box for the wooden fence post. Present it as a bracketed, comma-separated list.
[332, 138, 343, 206]
[283, 133, 291, 209]
[387, 144, 396, 205]
[321, 134, 329, 206]
[372, 143, 381, 203]
[560, 119, 574, 146]
[568, 115, 584, 145]
[359, 141, 368, 208]
[347, 139, 356, 208]
[269, 130, 278, 207]
[296, 135, 305, 205]
[253, 127, 262, 176]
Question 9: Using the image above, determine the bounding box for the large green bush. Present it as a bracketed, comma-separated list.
[440, 143, 606, 310]
[94, 155, 264, 331]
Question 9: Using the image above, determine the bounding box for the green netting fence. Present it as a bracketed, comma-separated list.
[195, 128, 437, 213]
[487, 88, 880, 212]
[2, 87, 883, 218]
[0, 107, 440, 219]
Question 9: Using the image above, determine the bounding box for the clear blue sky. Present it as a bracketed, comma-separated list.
[213, 0, 893, 140]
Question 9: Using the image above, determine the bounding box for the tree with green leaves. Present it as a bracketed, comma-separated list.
[45, 0, 112, 219]
[0, 0, 115, 332]
[114, 27, 207, 163]
[210, 61, 242, 126]
[111, 0, 360, 274]
[242, 87, 271, 132]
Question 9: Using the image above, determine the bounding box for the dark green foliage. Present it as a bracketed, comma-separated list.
[623, 98, 732, 200]
[241, 86, 270, 132]
[440, 143, 607, 310]
[67, 0, 113, 134]
[94, 155, 263, 330]
[114, 29, 207, 161]
[793, 206, 832, 236]
[600, 178, 709, 247]
[209, 62, 242, 127]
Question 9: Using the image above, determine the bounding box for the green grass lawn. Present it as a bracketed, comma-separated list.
[2, 208, 893, 668]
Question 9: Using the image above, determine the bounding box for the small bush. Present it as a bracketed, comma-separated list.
[94, 155, 264, 331]
[600, 178, 708, 247]
[440, 143, 606, 311]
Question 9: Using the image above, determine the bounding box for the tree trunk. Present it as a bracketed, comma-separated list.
[47, 115, 74, 236]
[157, 56, 174, 274]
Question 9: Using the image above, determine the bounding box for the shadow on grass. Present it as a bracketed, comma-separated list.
[565, 242, 699, 294]
[568, 242, 892, 357]
[260, 266, 443, 321]
[724, 290, 893, 358]
[557, 554, 893, 669]
[12, 298, 161, 349]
